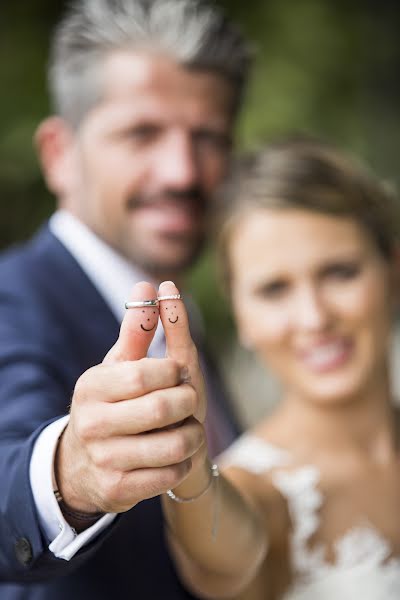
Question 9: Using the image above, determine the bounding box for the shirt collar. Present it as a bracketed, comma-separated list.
[49, 209, 165, 352]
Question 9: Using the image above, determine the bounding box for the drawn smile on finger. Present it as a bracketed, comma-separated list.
[164, 305, 179, 324]
[141, 323, 156, 331]
[140, 309, 158, 332]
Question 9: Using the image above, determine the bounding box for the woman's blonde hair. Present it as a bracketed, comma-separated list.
[218, 135, 399, 292]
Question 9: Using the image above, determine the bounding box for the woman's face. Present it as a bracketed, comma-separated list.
[229, 208, 395, 404]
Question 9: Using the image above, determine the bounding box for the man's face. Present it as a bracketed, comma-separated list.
[61, 52, 235, 278]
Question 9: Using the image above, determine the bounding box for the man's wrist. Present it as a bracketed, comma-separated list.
[54, 426, 103, 529]
[54, 489, 105, 533]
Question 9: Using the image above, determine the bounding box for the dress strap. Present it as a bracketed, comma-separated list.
[218, 434, 291, 473]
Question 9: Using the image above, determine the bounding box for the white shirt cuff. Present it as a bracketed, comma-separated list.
[29, 415, 116, 560]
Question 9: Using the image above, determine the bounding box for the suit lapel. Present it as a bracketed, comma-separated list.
[27, 225, 120, 368]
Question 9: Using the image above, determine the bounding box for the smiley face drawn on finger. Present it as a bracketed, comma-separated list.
[140, 308, 158, 332]
[165, 305, 179, 324]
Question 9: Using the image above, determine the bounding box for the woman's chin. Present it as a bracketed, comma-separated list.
[296, 372, 367, 407]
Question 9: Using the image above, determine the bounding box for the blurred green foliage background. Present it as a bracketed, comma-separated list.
[1, 0, 399, 346]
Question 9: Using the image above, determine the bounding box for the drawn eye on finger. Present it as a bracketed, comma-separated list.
[158, 294, 182, 325]
[161, 304, 180, 325]
[167, 305, 179, 324]
[140, 308, 158, 332]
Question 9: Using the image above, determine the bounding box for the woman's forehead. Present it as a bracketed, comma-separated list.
[228, 208, 377, 277]
[232, 208, 370, 245]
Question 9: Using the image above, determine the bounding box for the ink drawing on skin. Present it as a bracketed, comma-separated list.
[166, 306, 179, 324]
[140, 308, 158, 332]
[158, 292, 183, 325]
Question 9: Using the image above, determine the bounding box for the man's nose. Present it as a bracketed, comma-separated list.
[293, 285, 330, 332]
[156, 130, 199, 190]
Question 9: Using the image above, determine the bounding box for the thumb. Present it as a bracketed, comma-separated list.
[158, 281, 206, 422]
[104, 281, 159, 364]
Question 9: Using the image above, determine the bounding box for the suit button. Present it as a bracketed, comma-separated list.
[15, 537, 33, 566]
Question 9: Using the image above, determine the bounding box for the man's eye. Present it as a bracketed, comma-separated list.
[124, 125, 160, 143]
[193, 130, 232, 152]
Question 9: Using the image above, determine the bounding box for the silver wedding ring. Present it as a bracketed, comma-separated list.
[125, 294, 182, 309]
[125, 299, 159, 309]
[157, 294, 182, 302]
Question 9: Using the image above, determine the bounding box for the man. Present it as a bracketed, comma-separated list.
[0, 0, 251, 598]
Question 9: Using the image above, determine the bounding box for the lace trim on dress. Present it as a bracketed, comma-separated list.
[217, 433, 400, 590]
[272, 466, 326, 577]
[218, 434, 291, 474]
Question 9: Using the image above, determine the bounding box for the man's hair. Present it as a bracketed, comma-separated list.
[48, 0, 252, 127]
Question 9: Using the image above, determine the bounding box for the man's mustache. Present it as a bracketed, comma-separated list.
[127, 188, 208, 212]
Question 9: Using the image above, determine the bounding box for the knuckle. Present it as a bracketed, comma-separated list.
[194, 422, 206, 448]
[187, 419, 205, 452]
[127, 366, 145, 395]
[165, 358, 181, 383]
[153, 393, 171, 424]
[101, 471, 126, 508]
[164, 461, 192, 491]
[90, 443, 112, 470]
[72, 375, 88, 404]
[72, 365, 100, 404]
[182, 384, 197, 414]
[168, 432, 191, 463]
[75, 408, 111, 443]
[75, 412, 98, 442]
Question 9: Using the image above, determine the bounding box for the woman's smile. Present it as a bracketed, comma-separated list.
[296, 337, 354, 374]
[230, 208, 392, 404]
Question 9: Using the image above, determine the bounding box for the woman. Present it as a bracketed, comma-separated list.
[161, 136, 400, 600]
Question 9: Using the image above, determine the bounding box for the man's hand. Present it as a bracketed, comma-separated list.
[56, 281, 206, 515]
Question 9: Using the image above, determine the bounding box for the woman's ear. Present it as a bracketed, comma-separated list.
[34, 116, 76, 197]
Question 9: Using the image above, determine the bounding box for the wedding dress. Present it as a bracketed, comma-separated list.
[220, 434, 400, 600]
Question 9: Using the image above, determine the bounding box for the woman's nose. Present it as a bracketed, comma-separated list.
[293, 285, 330, 332]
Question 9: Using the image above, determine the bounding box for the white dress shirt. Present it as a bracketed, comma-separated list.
[29, 210, 173, 560]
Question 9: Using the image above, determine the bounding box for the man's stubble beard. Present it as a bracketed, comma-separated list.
[119, 229, 208, 281]
[121, 188, 211, 278]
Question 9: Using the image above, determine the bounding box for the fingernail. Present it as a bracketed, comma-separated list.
[159, 280, 180, 291]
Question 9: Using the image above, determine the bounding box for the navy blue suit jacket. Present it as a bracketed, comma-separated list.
[0, 225, 236, 599]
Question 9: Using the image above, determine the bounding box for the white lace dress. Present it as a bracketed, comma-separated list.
[219, 435, 400, 600]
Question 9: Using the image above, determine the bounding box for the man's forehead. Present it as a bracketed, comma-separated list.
[99, 50, 236, 116]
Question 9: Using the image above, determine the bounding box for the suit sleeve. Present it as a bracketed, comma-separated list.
[0, 276, 119, 582]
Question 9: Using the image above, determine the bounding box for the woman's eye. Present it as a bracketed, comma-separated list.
[256, 280, 288, 299]
[324, 262, 361, 280]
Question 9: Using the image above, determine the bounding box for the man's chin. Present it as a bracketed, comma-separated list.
[125, 241, 205, 278]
